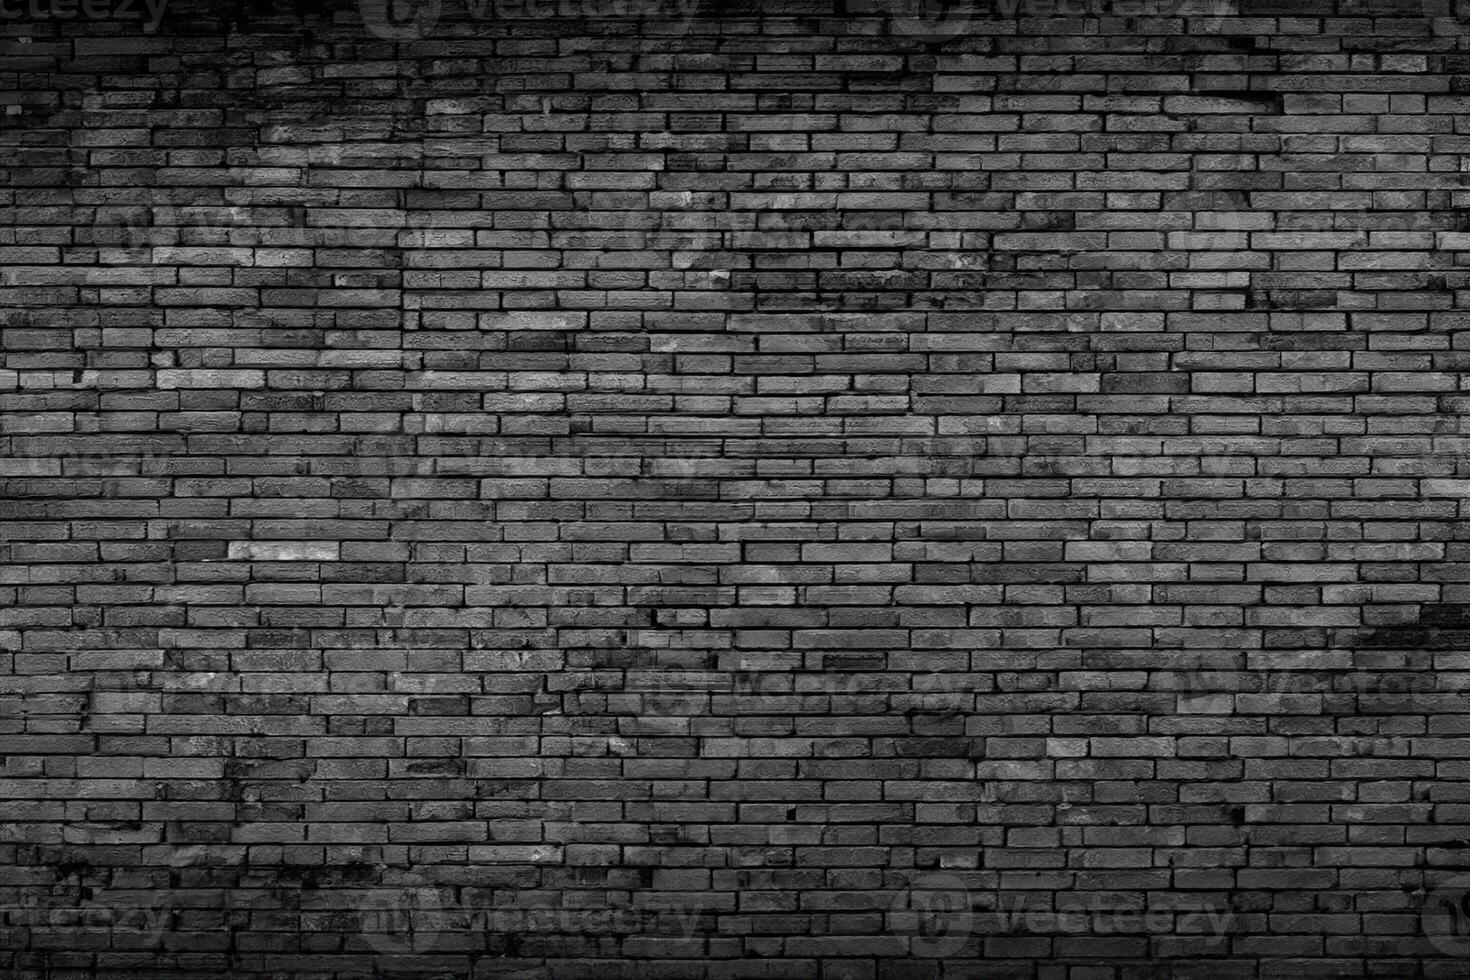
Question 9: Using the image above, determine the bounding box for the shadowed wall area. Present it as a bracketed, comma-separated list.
[4, 0, 1470, 975]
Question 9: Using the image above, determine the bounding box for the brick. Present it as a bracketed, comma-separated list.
[0, 0, 1463, 976]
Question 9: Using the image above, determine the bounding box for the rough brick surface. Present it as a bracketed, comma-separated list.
[4, 0, 1470, 975]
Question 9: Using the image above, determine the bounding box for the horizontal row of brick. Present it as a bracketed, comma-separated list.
[7, 0, 1470, 976]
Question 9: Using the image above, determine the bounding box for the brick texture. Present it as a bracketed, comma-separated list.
[4, 0, 1470, 975]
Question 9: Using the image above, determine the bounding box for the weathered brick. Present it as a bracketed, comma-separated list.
[1, 0, 1466, 976]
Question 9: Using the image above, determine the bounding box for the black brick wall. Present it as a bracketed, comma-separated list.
[4, 0, 1470, 975]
